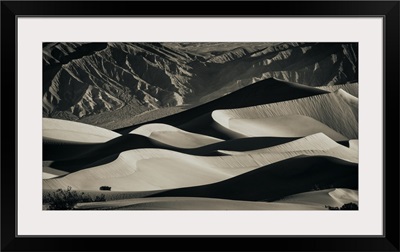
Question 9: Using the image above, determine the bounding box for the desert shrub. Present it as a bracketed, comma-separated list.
[99, 186, 111, 191]
[326, 205, 340, 210]
[339, 202, 358, 210]
[325, 202, 358, 210]
[43, 186, 106, 210]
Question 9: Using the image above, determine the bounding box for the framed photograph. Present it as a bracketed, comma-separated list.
[2, 1, 399, 251]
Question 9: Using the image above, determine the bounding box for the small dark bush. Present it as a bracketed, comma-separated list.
[325, 202, 358, 210]
[43, 186, 106, 210]
[99, 186, 111, 191]
[326, 206, 340, 210]
[339, 202, 358, 210]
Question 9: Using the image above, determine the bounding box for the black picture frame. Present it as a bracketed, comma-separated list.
[1, 1, 399, 251]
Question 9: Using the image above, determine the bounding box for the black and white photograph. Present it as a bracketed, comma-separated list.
[42, 42, 359, 211]
[3, 0, 399, 249]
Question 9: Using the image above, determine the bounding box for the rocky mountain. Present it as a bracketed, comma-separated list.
[43, 42, 358, 125]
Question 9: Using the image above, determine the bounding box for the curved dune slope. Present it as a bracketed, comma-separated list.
[74, 197, 324, 210]
[48, 134, 163, 172]
[43, 166, 69, 179]
[226, 115, 347, 141]
[75, 188, 358, 210]
[223, 133, 338, 153]
[150, 156, 358, 201]
[218, 133, 358, 163]
[277, 188, 358, 207]
[130, 123, 223, 148]
[49, 135, 298, 172]
[212, 92, 358, 140]
[43, 134, 357, 191]
[43, 118, 120, 144]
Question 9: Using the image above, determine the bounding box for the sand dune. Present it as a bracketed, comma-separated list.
[187, 136, 299, 155]
[43, 166, 69, 179]
[226, 133, 341, 153]
[43, 133, 357, 192]
[74, 188, 358, 210]
[43, 172, 59, 179]
[150, 156, 358, 201]
[43, 149, 230, 191]
[43, 166, 69, 178]
[130, 123, 223, 148]
[48, 135, 299, 172]
[276, 188, 358, 207]
[212, 92, 358, 140]
[47, 134, 162, 171]
[224, 115, 347, 141]
[219, 133, 358, 163]
[74, 197, 324, 210]
[43, 118, 120, 144]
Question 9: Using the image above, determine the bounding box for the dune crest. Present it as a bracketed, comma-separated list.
[43, 173, 59, 179]
[227, 115, 347, 141]
[218, 133, 358, 163]
[130, 123, 223, 148]
[42, 166, 69, 179]
[212, 92, 358, 140]
[43, 118, 120, 144]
